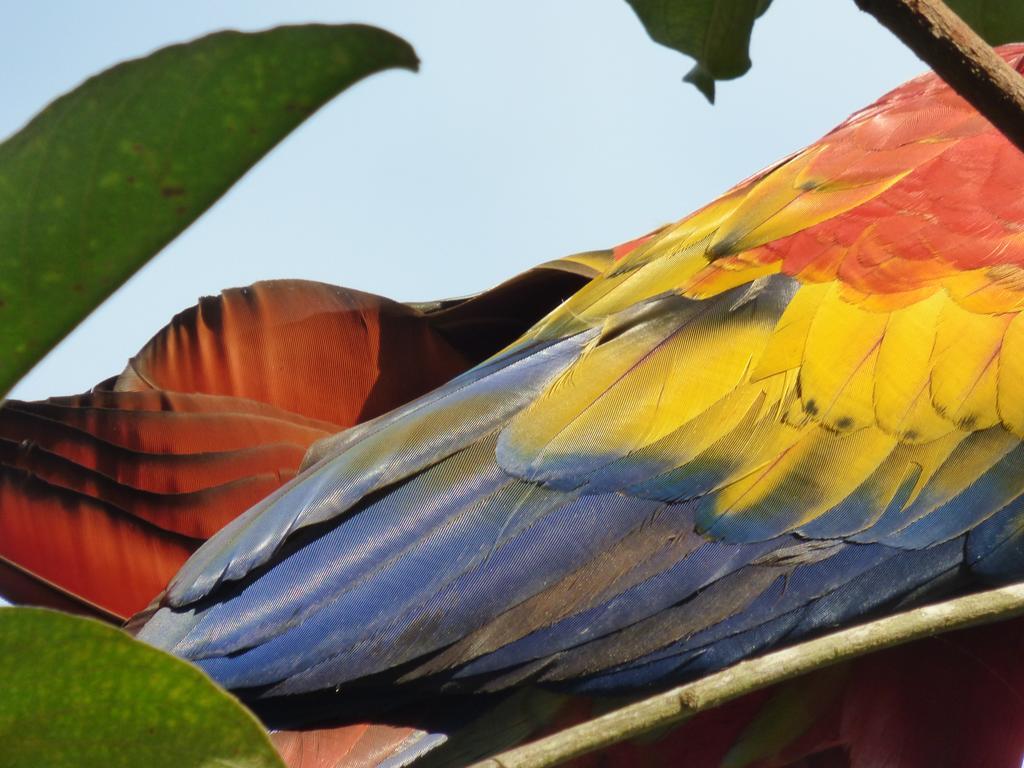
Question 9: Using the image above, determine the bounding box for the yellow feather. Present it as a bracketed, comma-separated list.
[710, 423, 897, 533]
[678, 259, 782, 300]
[542, 246, 708, 334]
[944, 266, 1024, 314]
[930, 299, 1009, 430]
[507, 301, 777, 470]
[799, 284, 888, 432]
[997, 311, 1024, 437]
[751, 281, 832, 382]
[891, 427, 1019, 527]
[626, 383, 777, 475]
[887, 429, 971, 511]
[873, 291, 951, 442]
[706, 147, 913, 258]
[643, 187, 750, 256]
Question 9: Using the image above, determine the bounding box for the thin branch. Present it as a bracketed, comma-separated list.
[854, 0, 1024, 153]
[470, 581, 1024, 768]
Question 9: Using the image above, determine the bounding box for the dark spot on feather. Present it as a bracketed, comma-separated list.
[198, 295, 224, 334]
[903, 429, 918, 441]
[161, 185, 185, 198]
[835, 416, 853, 430]
[804, 399, 819, 416]
[799, 179, 820, 191]
[707, 237, 738, 260]
[959, 414, 977, 430]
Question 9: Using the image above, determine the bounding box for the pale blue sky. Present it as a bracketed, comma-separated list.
[3, 2, 922, 400]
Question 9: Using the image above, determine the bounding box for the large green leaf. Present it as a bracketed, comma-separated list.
[946, 0, 1024, 44]
[624, 0, 772, 101]
[0, 607, 284, 767]
[0, 24, 417, 397]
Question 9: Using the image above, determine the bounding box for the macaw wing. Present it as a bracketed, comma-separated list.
[143, 45, 1024, 715]
[140, 275, 959, 703]
[0, 256, 598, 621]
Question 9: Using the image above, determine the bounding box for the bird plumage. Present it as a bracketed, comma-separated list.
[6, 45, 1024, 768]
[140, 44, 1024, 720]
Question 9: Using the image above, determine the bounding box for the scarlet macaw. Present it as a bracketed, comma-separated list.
[6, 44, 1024, 768]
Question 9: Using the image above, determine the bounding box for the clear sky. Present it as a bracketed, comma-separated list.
[2, 1, 922, 401]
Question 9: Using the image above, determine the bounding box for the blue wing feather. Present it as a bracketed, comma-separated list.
[139, 276, 1024, 712]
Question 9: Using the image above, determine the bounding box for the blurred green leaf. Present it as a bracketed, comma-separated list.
[625, 0, 1024, 103]
[0, 607, 285, 767]
[0, 24, 417, 397]
[624, 0, 771, 101]
[946, 0, 1024, 44]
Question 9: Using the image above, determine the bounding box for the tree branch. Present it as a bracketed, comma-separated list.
[854, 0, 1024, 153]
[470, 581, 1024, 768]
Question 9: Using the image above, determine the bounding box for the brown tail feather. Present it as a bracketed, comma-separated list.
[118, 280, 470, 426]
[0, 280, 476, 620]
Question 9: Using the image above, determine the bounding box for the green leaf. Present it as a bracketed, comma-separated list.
[0, 607, 285, 768]
[624, 0, 772, 102]
[0, 24, 417, 397]
[946, 0, 1024, 45]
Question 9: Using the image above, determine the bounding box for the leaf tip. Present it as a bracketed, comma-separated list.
[684, 64, 716, 103]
